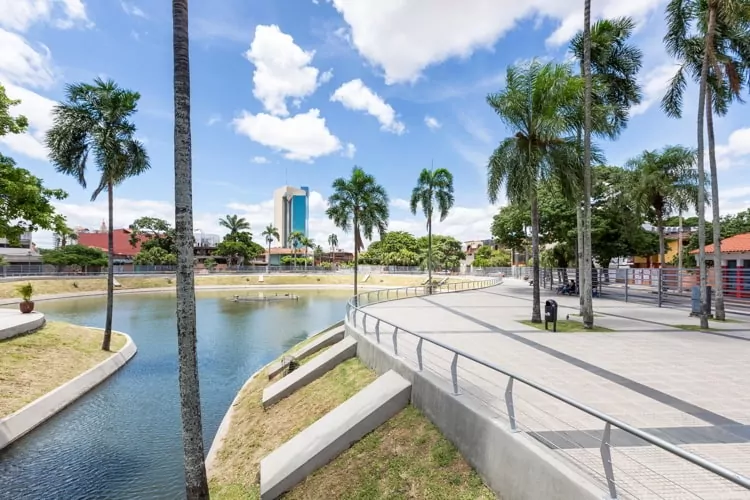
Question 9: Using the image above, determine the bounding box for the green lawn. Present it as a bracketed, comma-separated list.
[521, 319, 613, 333]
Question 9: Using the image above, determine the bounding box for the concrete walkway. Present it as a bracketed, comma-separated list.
[361, 281, 750, 499]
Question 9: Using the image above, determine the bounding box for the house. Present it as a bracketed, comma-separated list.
[632, 226, 694, 268]
[77, 228, 144, 261]
[0, 232, 42, 270]
[691, 232, 750, 298]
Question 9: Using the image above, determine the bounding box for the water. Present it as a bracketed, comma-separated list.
[0, 289, 350, 499]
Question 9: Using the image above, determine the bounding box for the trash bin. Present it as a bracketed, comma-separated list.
[690, 285, 712, 317]
[545, 299, 558, 332]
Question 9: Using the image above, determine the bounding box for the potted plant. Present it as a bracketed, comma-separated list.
[17, 282, 34, 313]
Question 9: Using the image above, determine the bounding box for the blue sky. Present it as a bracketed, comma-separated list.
[2, 0, 749, 250]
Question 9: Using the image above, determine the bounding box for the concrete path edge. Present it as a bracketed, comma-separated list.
[0, 329, 137, 451]
[0, 311, 46, 341]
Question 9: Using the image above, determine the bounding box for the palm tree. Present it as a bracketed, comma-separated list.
[663, 0, 750, 322]
[56, 225, 78, 248]
[288, 230, 304, 269]
[410, 167, 454, 290]
[627, 146, 700, 300]
[328, 233, 338, 263]
[219, 214, 251, 238]
[487, 61, 585, 323]
[300, 236, 315, 270]
[171, 1, 209, 497]
[261, 224, 279, 272]
[326, 166, 389, 299]
[45, 78, 150, 351]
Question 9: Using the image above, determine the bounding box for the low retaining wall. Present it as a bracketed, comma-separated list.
[345, 321, 604, 500]
[0, 330, 137, 450]
[0, 311, 46, 341]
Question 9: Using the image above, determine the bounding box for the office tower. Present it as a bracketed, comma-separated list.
[273, 185, 309, 248]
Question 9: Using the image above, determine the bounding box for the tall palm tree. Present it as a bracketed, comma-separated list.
[45, 78, 150, 351]
[171, 1, 209, 497]
[301, 236, 315, 270]
[328, 233, 338, 263]
[627, 146, 700, 299]
[487, 61, 586, 323]
[571, 16, 644, 324]
[314, 244, 324, 266]
[326, 166, 389, 300]
[219, 214, 251, 238]
[56, 225, 78, 248]
[663, 0, 750, 322]
[410, 167, 454, 290]
[288, 230, 304, 269]
[261, 224, 279, 272]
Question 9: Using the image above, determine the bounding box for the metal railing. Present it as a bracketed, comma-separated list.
[345, 280, 750, 499]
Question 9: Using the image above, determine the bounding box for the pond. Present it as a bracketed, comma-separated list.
[0, 289, 350, 499]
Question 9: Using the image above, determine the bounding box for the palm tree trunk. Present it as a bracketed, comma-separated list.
[695, 6, 715, 329]
[581, 0, 594, 329]
[531, 191, 542, 323]
[576, 201, 583, 314]
[658, 214, 665, 307]
[706, 86, 725, 320]
[102, 182, 114, 351]
[353, 212, 359, 303]
[172, 0, 209, 497]
[267, 241, 270, 273]
[427, 214, 433, 293]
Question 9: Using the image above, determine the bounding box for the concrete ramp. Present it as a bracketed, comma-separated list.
[262, 337, 357, 408]
[267, 325, 345, 379]
[260, 370, 411, 500]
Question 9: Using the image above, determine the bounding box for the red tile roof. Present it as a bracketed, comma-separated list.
[691, 233, 750, 254]
[77, 229, 144, 257]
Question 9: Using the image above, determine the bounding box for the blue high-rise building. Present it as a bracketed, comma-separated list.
[273, 185, 309, 248]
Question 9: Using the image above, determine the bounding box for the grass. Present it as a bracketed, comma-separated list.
[0, 274, 455, 299]
[521, 319, 613, 333]
[0, 321, 126, 416]
[286, 405, 495, 500]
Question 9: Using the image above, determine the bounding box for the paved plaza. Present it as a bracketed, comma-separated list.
[358, 279, 750, 499]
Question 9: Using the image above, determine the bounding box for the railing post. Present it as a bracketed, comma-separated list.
[600, 422, 618, 499]
[353, 308, 357, 328]
[377, 290, 381, 302]
[417, 338, 423, 371]
[375, 319, 380, 343]
[362, 314, 367, 334]
[450, 353, 460, 395]
[392, 327, 398, 355]
[624, 269, 629, 303]
[658, 267, 663, 308]
[505, 377, 518, 432]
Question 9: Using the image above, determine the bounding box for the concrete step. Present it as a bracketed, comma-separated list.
[260, 370, 411, 500]
[262, 336, 357, 408]
[267, 323, 345, 380]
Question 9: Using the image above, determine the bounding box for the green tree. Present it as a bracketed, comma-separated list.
[46, 78, 150, 351]
[410, 167, 454, 287]
[172, 2, 209, 495]
[261, 224, 279, 272]
[300, 236, 315, 270]
[486, 61, 584, 323]
[663, 0, 750, 322]
[41, 244, 108, 269]
[0, 84, 29, 135]
[328, 233, 338, 253]
[133, 247, 177, 265]
[129, 217, 176, 254]
[326, 166, 389, 299]
[288, 230, 304, 270]
[491, 205, 529, 252]
[203, 257, 217, 271]
[420, 235, 465, 271]
[219, 214, 251, 238]
[314, 244, 324, 265]
[627, 146, 699, 298]
[55, 223, 78, 248]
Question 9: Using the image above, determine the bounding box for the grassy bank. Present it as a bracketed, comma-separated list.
[0, 321, 126, 416]
[209, 340, 495, 499]
[0, 274, 447, 299]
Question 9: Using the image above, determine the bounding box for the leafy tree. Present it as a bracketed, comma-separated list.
[129, 217, 176, 254]
[417, 235, 464, 271]
[215, 240, 262, 267]
[55, 223, 79, 248]
[0, 255, 7, 267]
[0, 84, 29, 135]
[171, 1, 209, 496]
[314, 244, 324, 265]
[261, 224, 279, 272]
[46, 78, 150, 351]
[219, 214, 251, 238]
[487, 61, 585, 323]
[203, 257, 217, 271]
[41, 244, 108, 269]
[410, 167, 455, 286]
[664, 215, 699, 227]
[280, 256, 312, 266]
[491, 205, 529, 252]
[133, 247, 177, 265]
[326, 166, 389, 299]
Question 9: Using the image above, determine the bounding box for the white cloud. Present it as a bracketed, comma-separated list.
[715, 128, 750, 170]
[121, 1, 147, 18]
[0, 82, 56, 160]
[331, 79, 405, 134]
[424, 116, 441, 130]
[329, 0, 665, 84]
[630, 63, 677, 116]
[391, 198, 411, 210]
[343, 143, 356, 158]
[0, 0, 91, 32]
[458, 113, 493, 144]
[320, 69, 334, 84]
[0, 29, 56, 89]
[245, 25, 326, 116]
[206, 114, 221, 126]
[251, 156, 270, 164]
[232, 109, 343, 162]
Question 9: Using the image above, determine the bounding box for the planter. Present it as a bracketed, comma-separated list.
[19, 301, 35, 314]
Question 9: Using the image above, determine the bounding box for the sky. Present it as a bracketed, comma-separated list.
[1, 0, 749, 250]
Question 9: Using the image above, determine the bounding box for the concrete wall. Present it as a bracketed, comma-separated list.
[0, 331, 137, 450]
[0, 311, 46, 340]
[346, 323, 605, 500]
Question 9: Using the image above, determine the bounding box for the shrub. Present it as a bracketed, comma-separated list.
[16, 282, 33, 302]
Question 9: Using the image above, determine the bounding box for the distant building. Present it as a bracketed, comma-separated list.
[462, 239, 500, 267]
[77, 228, 144, 260]
[273, 185, 309, 248]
